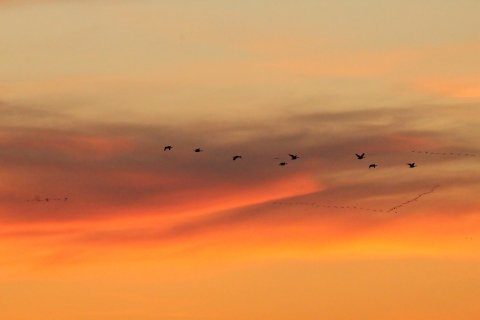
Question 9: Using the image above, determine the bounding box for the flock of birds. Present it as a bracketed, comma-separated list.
[412, 150, 477, 156]
[273, 185, 440, 214]
[27, 196, 68, 202]
[387, 185, 439, 212]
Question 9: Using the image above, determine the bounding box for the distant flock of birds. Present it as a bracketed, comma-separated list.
[27, 197, 68, 202]
[273, 185, 440, 213]
[412, 150, 477, 156]
[387, 185, 440, 211]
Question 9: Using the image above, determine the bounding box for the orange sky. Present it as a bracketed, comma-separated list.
[1, 1, 480, 319]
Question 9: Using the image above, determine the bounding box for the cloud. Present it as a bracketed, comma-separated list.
[1, 101, 479, 209]
[1, 100, 479, 262]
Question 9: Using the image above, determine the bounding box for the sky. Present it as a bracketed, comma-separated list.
[1, 1, 480, 319]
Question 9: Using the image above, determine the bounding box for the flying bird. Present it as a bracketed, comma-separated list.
[194, 148, 203, 152]
[356, 153, 365, 159]
[288, 154, 299, 160]
[233, 155, 242, 160]
[164, 146, 172, 151]
[407, 163, 416, 168]
[369, 164, 377, 168]
[279, 162, 287, 166]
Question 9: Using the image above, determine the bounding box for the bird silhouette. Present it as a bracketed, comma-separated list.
[369, 164, 377, 168]
[194, 148, 203, 152]
[288, 154, 299, 160]
[407, 163, 416, 168]
[164, 146, 172, 151]
[279, 162, 287, 166]
[356, 153, 365, 159]
[233, 155, 242, 160]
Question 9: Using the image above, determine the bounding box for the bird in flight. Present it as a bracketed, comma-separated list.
[233, 155, 242, 160]
[164, 146, 172, 151]
[369, 164, 377, 169]
[279, 162, 287, 166]
[194, 148, 203, 152]
[288, 154, 299, 160]
[356, 153, 365, 159]
[407, 163, 417, 168]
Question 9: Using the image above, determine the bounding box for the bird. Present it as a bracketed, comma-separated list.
[233, 155, 242, 160]
[356, 153, 365, 159]
[164, 146, 172, 151]
[194, 148, 203, 152]
[407, 163, 416, 168]
[288, 154, 299, 160]
[279, 162, 287, 166]
[369, 164, 377, 168]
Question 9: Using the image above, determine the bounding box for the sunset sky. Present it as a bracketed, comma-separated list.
[1, 1, 480, 319]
